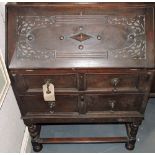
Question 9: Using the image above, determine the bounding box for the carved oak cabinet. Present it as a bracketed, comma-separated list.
[6, 3, 155, 152]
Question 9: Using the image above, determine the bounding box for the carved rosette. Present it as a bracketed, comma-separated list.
[15, 15, 146, 60]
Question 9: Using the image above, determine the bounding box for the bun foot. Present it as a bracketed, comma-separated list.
[125, 142, 135, 150]
[32, 142, 43, 152]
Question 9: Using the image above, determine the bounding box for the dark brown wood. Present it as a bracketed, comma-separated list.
[151, 76, 155, 95]
[28, 124, 43, 152]
[6, 3, 154, 69]
[125, 121, 142, 150]
[37, 137, 128, 144]
[23, 112, 144, 125]
[149, 93, 155, 97]
[28, 124, 41, 138]
[6, 2, 155, 152]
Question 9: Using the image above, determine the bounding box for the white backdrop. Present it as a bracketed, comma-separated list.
[0, 3, 26, 153]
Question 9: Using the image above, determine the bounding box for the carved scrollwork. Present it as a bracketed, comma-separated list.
[17, 16, 56, 35]
[107, 15, 145, 35]
[15, 15, 146, 60]
[110, 39, 146, 59]
[16, 40, 55, 60]
[16, 16, 56, 60]
[108, 15, 146, 59]
[125, 121, 142, 150]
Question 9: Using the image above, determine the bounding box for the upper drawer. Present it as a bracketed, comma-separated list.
[13, 73, 78, 93]
[85, 72, 152, 92]
[7, 4, 154, 68]
[11, 70, 153, 93]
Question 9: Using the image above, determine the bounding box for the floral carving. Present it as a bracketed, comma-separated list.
[108, 15, 145, 35]
[15, 15, 146, 60]
[107, 15, 146, 59]
[16, 40, 55, 60]
[16, 16, 56, 60]
[17, 16, 56, 35]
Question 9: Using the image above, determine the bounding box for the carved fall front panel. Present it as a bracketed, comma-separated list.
[10, 14, 147, 68]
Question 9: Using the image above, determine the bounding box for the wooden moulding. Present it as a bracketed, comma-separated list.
[37, 137, 128, 144]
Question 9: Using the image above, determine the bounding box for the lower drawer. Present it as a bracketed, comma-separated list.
[20, 94, 79, 115]
[19, 93, 144, 116]
[85, 94, 144, 112]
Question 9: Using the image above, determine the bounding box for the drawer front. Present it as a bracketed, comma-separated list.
[14, 74, 78, 93]
[8, 5, 154, 68]
[85, 72, 151, 92]
[19, 93, 144, 116]
[85, 94, 144, 112]
[13, 71, 152, 94]
[20, 95, 79, 115]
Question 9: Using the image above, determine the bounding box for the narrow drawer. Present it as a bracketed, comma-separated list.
[20, 94, 79, 116]
[20, 93, 144, 117]
[85, 72, 150, 92]
[13, 73, 78, 93]
[85, 93, 144, 112]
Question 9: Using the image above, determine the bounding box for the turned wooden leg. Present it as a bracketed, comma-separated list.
[125, 121, 142, 150]
[28, 124, 43, 152]
[31, 142, 43, 152]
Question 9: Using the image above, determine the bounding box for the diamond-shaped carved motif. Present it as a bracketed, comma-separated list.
[70, 33, 92, 42]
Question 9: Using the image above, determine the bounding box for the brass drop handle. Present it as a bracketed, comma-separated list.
[78, 95, 87, 114]
[48, 101, 56, 113]
[80, 95, 85, 107]
[108, 100, 116, 111]
[111, 78, 120, 92]
[48, 101, 56, 109]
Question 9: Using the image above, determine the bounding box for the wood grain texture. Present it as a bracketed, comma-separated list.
[38, 137, 128, 144]
[6, 2, 155, 152]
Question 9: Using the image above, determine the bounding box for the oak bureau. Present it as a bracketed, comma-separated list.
[6, 3, 155, 152]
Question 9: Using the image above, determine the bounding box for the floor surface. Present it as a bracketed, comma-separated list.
[32, 98, 155, 153]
